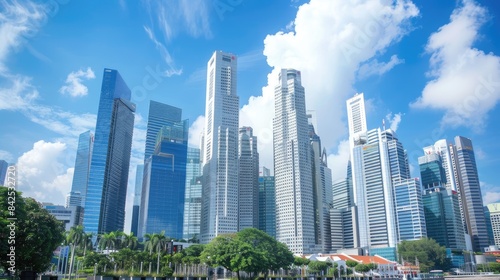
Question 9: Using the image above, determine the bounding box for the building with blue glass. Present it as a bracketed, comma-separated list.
[238, 126, 259, 230]
[131, 164, 143, 236]
[0, 160, 8, 186]
[83, 68, 135, 235]
[138, 120, 188, 240]
[183, 147, 202, 241]
[258, 167, 276, 238]
[69, 130, 93, 207]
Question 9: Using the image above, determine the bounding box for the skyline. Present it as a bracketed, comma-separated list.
[1, 0, 500, 234]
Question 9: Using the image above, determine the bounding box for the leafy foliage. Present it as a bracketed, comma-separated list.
[397, 238, 451, 272]
[0, 187, 65, 275]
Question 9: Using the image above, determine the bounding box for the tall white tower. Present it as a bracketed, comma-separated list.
[200, 51, 239, 244]
[273, 69, 316, 254]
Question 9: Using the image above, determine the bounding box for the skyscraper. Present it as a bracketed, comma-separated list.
[238, 126, 259, 230]
[131, 164, 143, 236]
[330, 163, 355, 251]
[273, 69, 316, 254]
[183, 148, 202, 241]
[258, 167, 276, 238]
[200, 51, 239, 243]
[138, 121, 188, 239]
[486, 203, 500, 247]
[346, 93, 397, 260]
[69, 130, 94, 207]
[144, 101, 182, 162]
[309, 119, 333, 252]
[0, 160, 8, 186]
[83, 68, 135, 235]
[452, 136, 489, 252]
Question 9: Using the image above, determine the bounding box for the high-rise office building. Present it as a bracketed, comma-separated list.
[183, 148, 202, 241]
[486, 203, 500, 247]
[70, 130, 94, 207]
[452, 136, 489, 252]
[422, 188, 466, 250]
[309, 120, 333, 252]
[138, 121, 188, 240]
[347, 93, 398, 260]
[200, 51, 239, 243]
[144, 101, 182, 162]
[258, 167, 276, 238]
[131, 164, 143, 236]
[0, 160, 8, 186]
[83, 68, 135, 235]
[330, 165, 355, 251]
[273, 69, 316, 254]
[383, 129, 426, 242]
[238, 127, 259, 230]
[66, 191, 82, 209]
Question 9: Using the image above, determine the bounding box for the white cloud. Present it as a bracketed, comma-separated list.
[358, 55, 404, 79]
[411, 0, 500, 132]
[0, 150, 14, 162]
[59, 67, 96, 97]
[188, 115, 205, 148]
[385, 112, 403, 132]
[327, 140, 351, 182]
[240, 0, 418, 172]
[17, 141, 73, 204]
[0, 73, 39, 110]
[143, 26, 183, 77]
[0, 0, 47, 71]
[481, 181, 500, 205]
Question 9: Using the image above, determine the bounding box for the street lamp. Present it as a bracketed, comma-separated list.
[93, 263, 98, 280]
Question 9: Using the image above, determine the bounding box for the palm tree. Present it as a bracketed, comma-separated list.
[67, 226, 84, 279]
[123, 232, 138, 250]
[144, 233, 156, 255]
[99, 232, 118, 251]
[81, 232, 94, 257]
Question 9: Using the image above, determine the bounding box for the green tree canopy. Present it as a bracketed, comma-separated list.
[397, 238, 451, 272]
[307, 260, 329, 275]
[294, 256, 310, 266]
[0, 187, 65, 275]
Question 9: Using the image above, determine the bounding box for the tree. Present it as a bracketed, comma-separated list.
[397, 238, 451, 272]
[294, 256, 310, 267]
[122, 232, 138, 250]
[0, 187, 65, 276]
[308, 261, 329, 275]
[345, 260, 358, 276]
[98, 232, 119, 251]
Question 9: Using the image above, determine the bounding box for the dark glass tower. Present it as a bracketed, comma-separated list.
[258, 167, 276, 238]
[83, 69, 135, 235]
[0, 160, 8, 186]
[70, 130, 94, 207]
[131, 164, 143, 236]
[138, 120, 188, 240]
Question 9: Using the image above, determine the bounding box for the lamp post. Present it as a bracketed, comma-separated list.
[94, 263, 98, 280]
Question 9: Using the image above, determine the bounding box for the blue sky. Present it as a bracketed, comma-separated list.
[1, 0, 499, 233]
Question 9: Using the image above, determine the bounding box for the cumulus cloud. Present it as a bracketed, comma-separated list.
[411, 0, 500, 132]
[188, 115, 205, 148]
[17, 141, 74, 204]
[59, 67, 96, 97]
[385, 112, 403, 132]
[481, 181, 500, 205]
[239, 0, 419, 172]
[358, 55, 404, 79]
[327, 140, 351, 182]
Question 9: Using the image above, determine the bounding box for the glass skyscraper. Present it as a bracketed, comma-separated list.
[258, 167, 276, 238]
[200, 51, 239, 244]
[70, 130, 94, 207]
[238, 126, 259, 230]
[273, 69, 316, 254]
[183, 147, 202, 241]
[83, 68, 135, 235]
[0, 160, 8, 186]
[131, 164, 143, 236]
[138, 121, 188, 240]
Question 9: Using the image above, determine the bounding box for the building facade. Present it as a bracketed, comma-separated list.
[83, 69, 135, 235]
[238, 126, 259, 230]
[131, 164, 143, 236]
[258, 167, 276, 238]
[139, 121, 188, 240]
[0, 160, 9, 186]
[273, 69, 316, 254]
[69, 130, 93, 207]
[183, 147, 202, 241]
[486, 203, 500, 247]
[200, 51, 239, 243]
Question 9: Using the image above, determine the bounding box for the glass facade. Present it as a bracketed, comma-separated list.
[258, 168, 276, 238]
[393, 178, 427, 241]
[83, 69, 135, 235]
[238, 127, 259, 230]
[70, 130, 93, 207]
[183, 147, 202, 241]
[0, 160, 8, 186]
[139, 120, 188, 240]
[131, 164, 143, 236]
